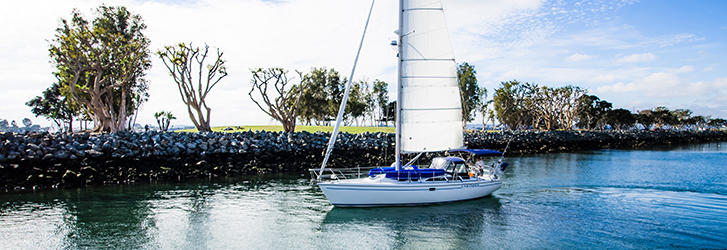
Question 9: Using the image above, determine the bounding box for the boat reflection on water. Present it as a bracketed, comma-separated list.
[319, 196, 508, 249]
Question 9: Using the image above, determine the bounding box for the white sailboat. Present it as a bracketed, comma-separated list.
[314, 0, 506, 207]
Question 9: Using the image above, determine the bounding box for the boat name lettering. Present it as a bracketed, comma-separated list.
[462, 183, 480, 188]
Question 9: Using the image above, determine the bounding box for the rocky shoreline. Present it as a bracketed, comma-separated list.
[1, 129, 726, 192]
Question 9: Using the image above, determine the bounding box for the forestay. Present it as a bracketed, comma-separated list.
[399, 0, 463, 153]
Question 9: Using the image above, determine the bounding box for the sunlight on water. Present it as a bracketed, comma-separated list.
[1, 142, 726, 248]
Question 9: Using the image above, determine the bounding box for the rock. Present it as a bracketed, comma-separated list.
[102, 141, 113, 151]
[85, 150, 103, 157]
[42, 153, 54, 161]
[0, 129, 725, 192]
[62, 170, 80, 181]
[27, 143, 41, 151]
[54, 150, 69, 159]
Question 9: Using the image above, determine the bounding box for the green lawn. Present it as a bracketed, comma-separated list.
[176, 125, 395, 134]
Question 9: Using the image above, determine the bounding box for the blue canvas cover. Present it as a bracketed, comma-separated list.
[448, 148, 503, 156]
[368, 166, 446, 180]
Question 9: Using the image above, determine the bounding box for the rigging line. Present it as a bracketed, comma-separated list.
[500, 136, 514, 162]
[318, 0, 376, 179]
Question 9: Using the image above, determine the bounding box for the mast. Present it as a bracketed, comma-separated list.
[395, 0, 404, 171]
[318, 0, 376, 178]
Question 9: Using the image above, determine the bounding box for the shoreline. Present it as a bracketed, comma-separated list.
[1, 130, 726, 192]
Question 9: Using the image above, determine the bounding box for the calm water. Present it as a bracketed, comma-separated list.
[2, 143, 727, 249]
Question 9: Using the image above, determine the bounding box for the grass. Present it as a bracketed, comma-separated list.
[175, 125, 395, 134]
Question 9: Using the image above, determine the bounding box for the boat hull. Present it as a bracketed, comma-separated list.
[318, 178, 502, 207]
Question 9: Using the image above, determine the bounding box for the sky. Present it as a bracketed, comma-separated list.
[1, 0, 726, 128]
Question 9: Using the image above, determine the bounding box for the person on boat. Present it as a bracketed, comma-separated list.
[473, 156, 486, 177]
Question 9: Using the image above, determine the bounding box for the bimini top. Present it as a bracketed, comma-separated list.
[443, 156, 466, 163]
[448, 149, 503, 156]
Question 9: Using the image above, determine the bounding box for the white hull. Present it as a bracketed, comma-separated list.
[318, 177, 501, 207]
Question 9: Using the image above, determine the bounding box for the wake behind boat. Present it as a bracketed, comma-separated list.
[312, 0, 508, 207]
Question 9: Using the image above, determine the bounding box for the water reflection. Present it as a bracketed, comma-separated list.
[320, 197, 505, 249]
[58, 186, 158, 249]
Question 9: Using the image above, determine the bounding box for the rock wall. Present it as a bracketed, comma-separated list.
[1, 130, 726, 192]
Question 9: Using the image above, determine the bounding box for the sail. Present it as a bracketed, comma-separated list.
[399, 0, 463, 153]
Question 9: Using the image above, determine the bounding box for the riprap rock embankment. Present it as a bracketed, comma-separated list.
[1, 130, 725, 192]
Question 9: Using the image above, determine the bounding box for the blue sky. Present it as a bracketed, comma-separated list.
[0, 0, 725, 127]
[455, 0, 727, 116]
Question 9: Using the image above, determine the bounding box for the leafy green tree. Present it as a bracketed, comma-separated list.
[687, 115, 707, 130]
[345, 81, 369, 125]
[26, 82, 80, 132]
[708, 118, 727, 128]
[493, 80, 534, 129]
[457, 63, 483, 127]
[371, 79, 389, 125]
[363, 82, 375, 126]
[635, 110, 655, 130]
[576, 95, 612, 129]
[157, 43, 228, 132]
[671, 108, 692, 129]
[297, 68, 344, 125]
[383, 101, 396, 125]
[49, 6, 151, 132]
[651, 106, 677, 129]
[601, 108, 635, 130]
[154, 111, 176, 132]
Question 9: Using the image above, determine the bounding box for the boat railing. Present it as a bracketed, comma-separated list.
[308, 166, 384, 182]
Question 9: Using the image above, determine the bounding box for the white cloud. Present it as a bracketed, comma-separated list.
[566, 53, 594, 62]
[675, 65, 693, 73]
[616, 53, 656, 63]
[597, 73, 727, 100]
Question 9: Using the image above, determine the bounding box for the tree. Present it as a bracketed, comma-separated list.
[478, 97, 493, 131]
[527, 84, 558, 130]
[688, 115, 707, 130]
[371, 79, 389, 125]
[601, 108, 635, 130]
[708, 118, 727, 128]
[26, 82, 80, 132]
[127, 83, 149, 129]
[635, 110, 654, 130]
[49, 6, 151, 132]
[457, 63, 483, 127]
[576, 95, 612, 130]
[297, 68, 344, 125]
[383, 101, 397, 125]
[345, 81, 369, 126]
[493, 80, 534, 129]
[154, 111, 176, 132]
[671, 108, 692, 129]
[555, 86, 586, 130]
[157, 43, 227, 132]
[249, 68, 305, 132]
[362, 82, 376, 126]
[651, 106, 677, 129]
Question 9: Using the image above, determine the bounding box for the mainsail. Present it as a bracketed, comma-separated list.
[398, 0, 463, 153]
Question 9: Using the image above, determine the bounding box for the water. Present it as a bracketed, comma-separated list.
[2, 143, 727, 249]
